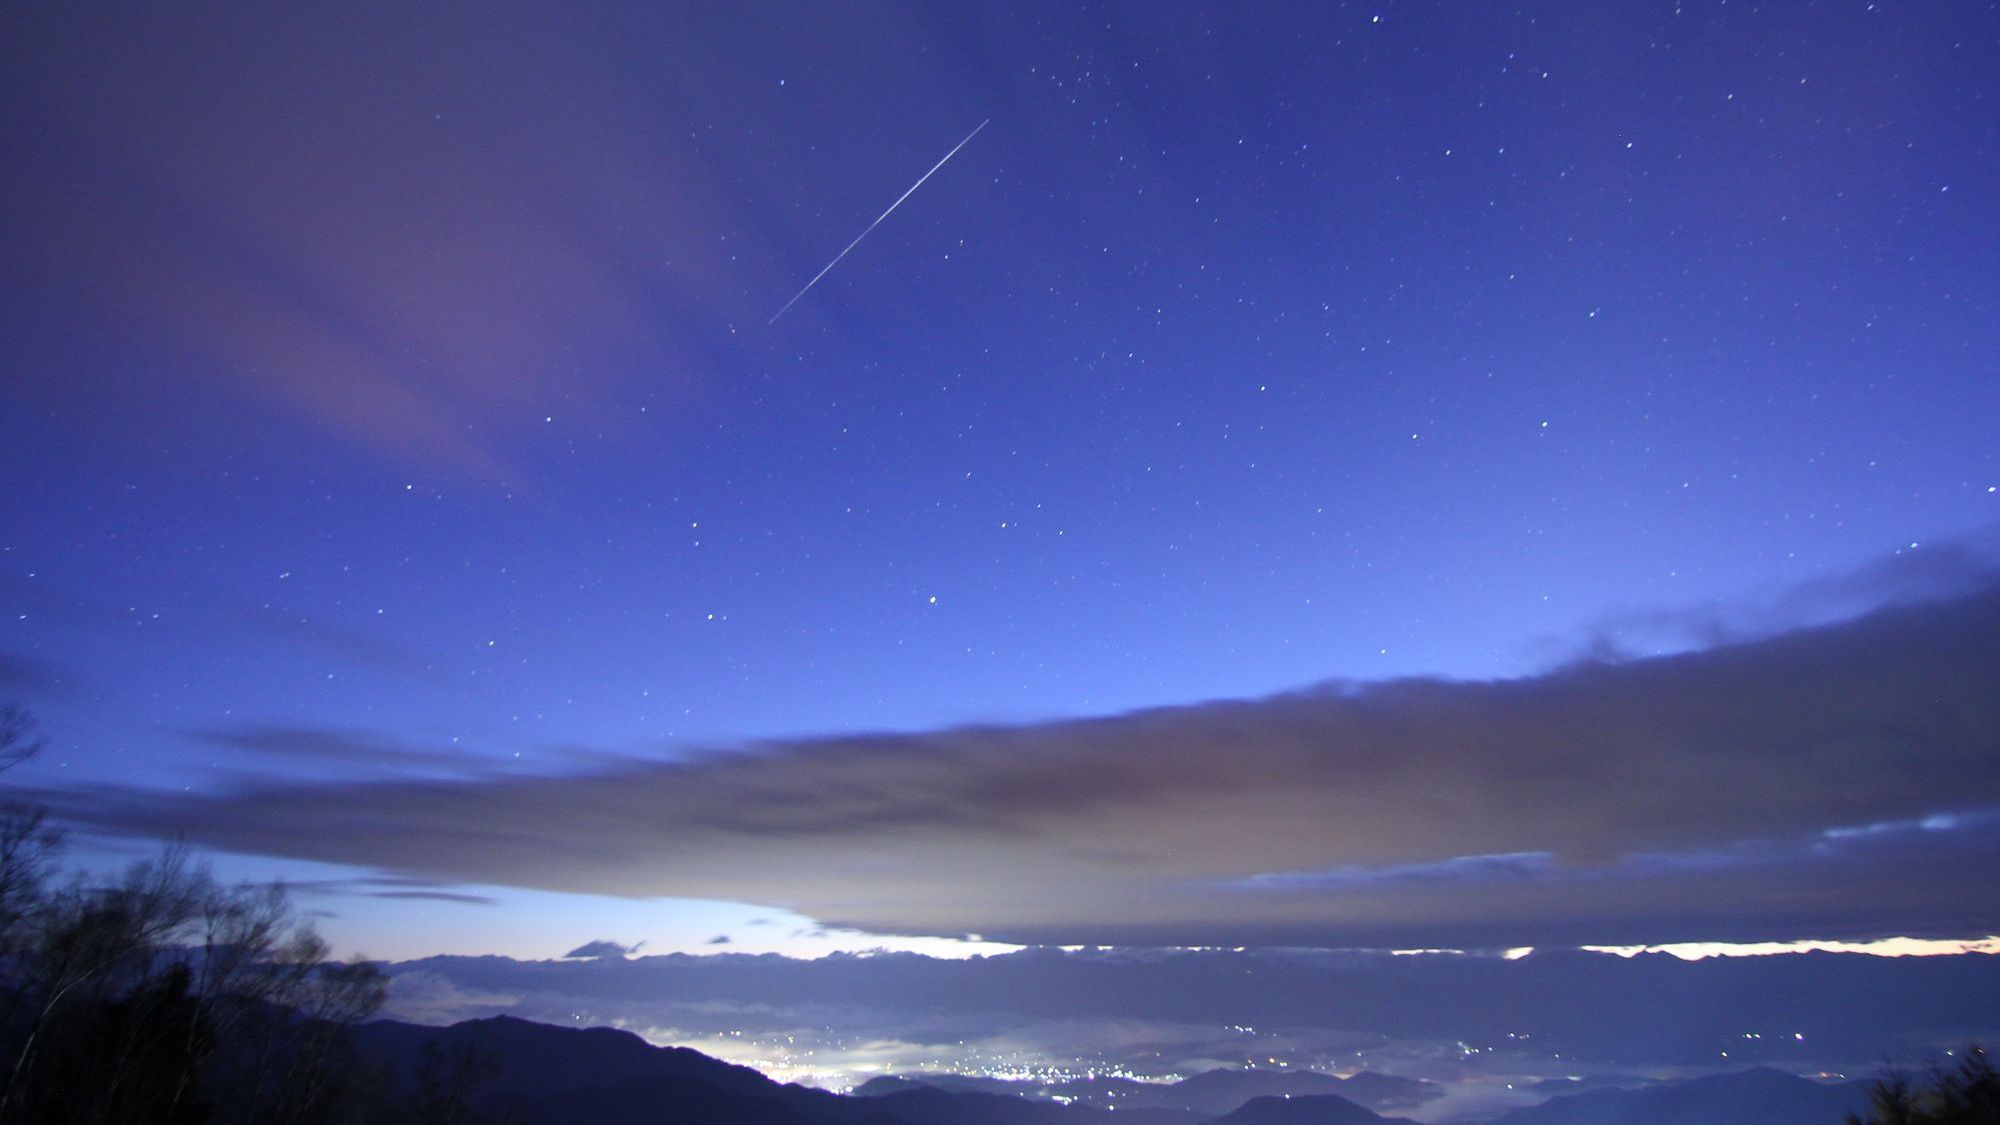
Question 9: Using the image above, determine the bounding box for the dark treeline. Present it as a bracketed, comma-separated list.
[1849, 1047, 2000, 1125]
[0, 705, 408, 1124]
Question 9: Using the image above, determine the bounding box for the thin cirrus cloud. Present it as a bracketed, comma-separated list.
[2, 6, 752, 477]
[232, 602, 436, 679]
[284, 874, 502, 909]
[366, 890, 502, 906]
[193, 725, 495, 778]
[1551, 531, 2000, 662]
[38, 560, 2000, 950]
[0, 652, 76, 699]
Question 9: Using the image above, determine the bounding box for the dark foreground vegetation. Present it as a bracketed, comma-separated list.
[1848, 1047, 2000, 1125]
[0, 705, 389, 1123]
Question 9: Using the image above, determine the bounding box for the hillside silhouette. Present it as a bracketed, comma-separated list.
[336, 1014, 1911, 1125]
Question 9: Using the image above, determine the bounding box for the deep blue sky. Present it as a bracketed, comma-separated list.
[3, 2, 1997, 959]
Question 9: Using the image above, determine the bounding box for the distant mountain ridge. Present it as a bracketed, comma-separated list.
[348, 1013, 1873, 1125]
[1486, 1066, 1873, 1125]
[352, 1015, 881, 1124]
[1213, 1095, 1421, 1125]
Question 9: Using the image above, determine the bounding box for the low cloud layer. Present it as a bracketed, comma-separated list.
[40, 576, 2000, 949]
[375, 946, 2000, 1091]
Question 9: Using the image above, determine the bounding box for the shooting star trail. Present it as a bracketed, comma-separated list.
[769, 118, 990, 325]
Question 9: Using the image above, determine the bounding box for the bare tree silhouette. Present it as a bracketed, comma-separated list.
[1850, 1046, 2000, 1125]
[0, 706, 387, 1122]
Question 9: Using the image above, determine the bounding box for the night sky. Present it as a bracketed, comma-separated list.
[3, 2, 1998, 964]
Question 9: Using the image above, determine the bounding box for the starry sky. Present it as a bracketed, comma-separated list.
[2, 2, 1997, 961]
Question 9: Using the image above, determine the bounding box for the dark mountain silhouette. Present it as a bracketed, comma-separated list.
[352, 1015, 889, 1124]
[1209, 1093, 1416, 1125]
[356, 1015, 769, 1098]
[350, 1014, 1246, 1125]
[507, 1075, 854, 1125]
[863, 1086, 1118, 1125]
[1096, 1112, 1213, 1125]
[1333, 1071, 1444, 1111]
[1168, 1068, 1352, 1112]
[857, 1074, 1050, 1099]
[1488, 1066, 1872, 1125]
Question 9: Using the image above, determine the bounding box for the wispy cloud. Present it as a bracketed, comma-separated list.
[0, 652, 77, 699]
[194, 725, 492, 778]
[36, 568, 2000, 949]
[1551, 530, 2000, 663]
[232, 602, 435, 678]
[1242, 851, 1560, 890]
[1241, 808, 2000, 892]
[366, 889, 501, 906]
[3, 6, 756, 479]
[286, 873, 499, 907]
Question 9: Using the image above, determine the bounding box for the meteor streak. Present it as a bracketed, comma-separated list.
[769, 118, 990, 325]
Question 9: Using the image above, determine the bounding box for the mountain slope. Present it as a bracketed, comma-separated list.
[353, 1015, 886, 1125]
[1489, 1066, 1872, 1125]
[1211, 1093, 1416, 1125]
[351, 1015, 1214, 1125]
[1170, 1069, 1440, 1115]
